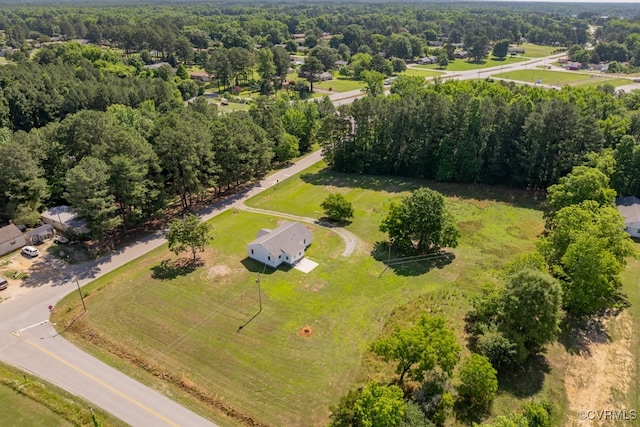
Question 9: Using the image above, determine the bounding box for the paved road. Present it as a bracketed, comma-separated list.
[0, 51, 575, 426]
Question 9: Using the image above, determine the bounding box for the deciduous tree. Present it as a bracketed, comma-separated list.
[372, 314, 460, 383]
[354, 382, 406, 427]
[321, 193, 354, 222]
[456, 354, 498, 414]
[166, 213, 213, 261]
[380, 188, 460, 253]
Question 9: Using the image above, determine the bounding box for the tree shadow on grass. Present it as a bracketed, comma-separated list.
[372, 241, 455, 277]
[240, 257, 291, 274]
[300, 169, 545, 210]
[557, 316, 612, 357]
[497, 353, 550, 398]
[454, 398, 490, 425]
[151, 258, 203, 280]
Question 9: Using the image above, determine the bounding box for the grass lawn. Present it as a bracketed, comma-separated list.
[619, 253, 640, 416]
[520, 43, 565, 58]
[493, 69, 594, 86]
[217, 101, 250, 113]
[54, 161, 554, 426]
[0, 362, 126, 427]
[314, 77, 365, 92]
[417, 56, 527, 72]
[572, 77, 633, 89]
[402, 68, 444, 78]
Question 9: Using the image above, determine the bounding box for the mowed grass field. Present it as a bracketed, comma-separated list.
[314, 77, 365, 92]
[55, 162, 554, 426]
[572, 77, 633, 89]
[493, 69, 594, 85]
[417, 56, 527, 72]
[402, 68, 444, 78]
[520, 43, 565, 58]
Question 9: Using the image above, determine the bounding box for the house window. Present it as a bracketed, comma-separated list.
[268, 256, 271, 261]
[286, 256, 289, 260]
[304, 239, 306, 244]
[299, 251, 302, 255]
[10, 239, 15, 245]
[251, 249, 254, 254]
[279, 255, 281, 259]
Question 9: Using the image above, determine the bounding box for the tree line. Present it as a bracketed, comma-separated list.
[321, 76, 640, 192]
[0, 20, 343, 242]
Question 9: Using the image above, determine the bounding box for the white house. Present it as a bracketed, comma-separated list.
[247, 222, 312, 268]
[0, 224, 26, 257]
[41, 206, 90, 235]
[616, 196, 640, 238]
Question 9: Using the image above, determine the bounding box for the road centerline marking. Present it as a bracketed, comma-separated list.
[26, 339, 180, 427]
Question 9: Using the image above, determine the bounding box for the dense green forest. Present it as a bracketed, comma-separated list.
[0, 0, 638, 242]
[323, 76, 640, 190]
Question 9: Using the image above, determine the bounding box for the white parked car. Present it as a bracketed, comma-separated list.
[21, 246, 40, 257]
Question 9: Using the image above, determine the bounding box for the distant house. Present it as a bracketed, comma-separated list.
[616, 196, 640, 238]
[143, 62, 172, 70]
[190, 71, 211, 82]
[428, 40, 444, 47]
[417, 56, 437, 65]
[334, 60, 348, 67]
[41, 206, 90, 235]
[454, 50, 469, 59]
[0, 224, 26, 257]
[564, 61, 582, 70]
[26, 224, 54, 245]
[508, 47, 525, 55]
[247, 222, 312, 268]
[298, 71, 333, 81]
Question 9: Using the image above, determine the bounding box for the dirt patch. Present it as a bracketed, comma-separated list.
[299, 326, 313, 337]
[564, 313, 634, 426]
[208, 265, 231, 278]
[305, 281, 325, 292]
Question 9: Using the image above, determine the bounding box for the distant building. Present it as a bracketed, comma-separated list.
[41, 206, 90, 235]
[0, 224, 26, 257]
[26, 224, 54, 245]
[417, 56, 437, 65]
[190, 71, 211, 82]
[564, 61, 582, 70]
[454, 50, 469, 59]
[616, 196, 640, 238]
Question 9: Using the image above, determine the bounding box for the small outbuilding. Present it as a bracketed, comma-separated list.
[616, 196, 640, 238]
[26, 224, 54, 245]
[0, 224, 26, 257]
[41, 206, 90, 235]
[247, 222, 312, 268]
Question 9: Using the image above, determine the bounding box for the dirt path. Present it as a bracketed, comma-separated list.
[564, 312, 635, 426]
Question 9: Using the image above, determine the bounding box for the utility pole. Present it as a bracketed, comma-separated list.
[256, 272, 262, 313]
[75, 278, 86, 312]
